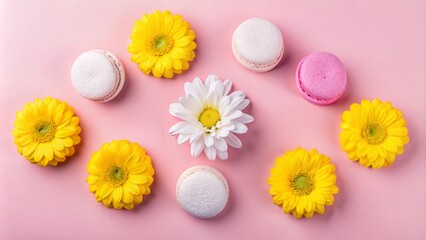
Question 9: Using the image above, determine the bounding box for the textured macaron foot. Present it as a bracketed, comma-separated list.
[176, 166, 229, 219]
[295, 52, 347, 105]
[71, 50, 125, 102]
[232, 18, 284, 72]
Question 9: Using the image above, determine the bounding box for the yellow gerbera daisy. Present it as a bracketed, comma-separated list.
[128, 10, 197, 79]
[340, 99, 409, 169]
[268, 148, 338, 218]
[12, 97, 81, 167]
[87, 140, 154, 210]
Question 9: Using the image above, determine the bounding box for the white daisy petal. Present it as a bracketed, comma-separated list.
[189, 131, 203, 143]
[229, 90, 245, 99]
[223, 110, 243, 121]
[220, 117, 231, 126]
[169, 103, 192, 120]
[184, 81, 194, 98]
[222, 97, 244, 117]
[191, 138, 204, 157]
[219, 122, 235, 131]
[213, 79, 224, 98]
[169, 121, 187, 134]
[205, 74, 218, 92]
[235, 113, 254, 124]
[193, 77, 207, 99]
[235, 99, 250, 111]
[219, 96, 231, 113]
[204, 134, 214, 147]
[180, 95, 203, 116]
[232, 122, 248, 134]
[204, 146, 217, 160]
[214, 138, 228, 152]
[225, 133, 242, 148]
[205, 91, 218, 108]
[170, 121, 198, 135]
[217, 151, 228, 160]
[217, 129, 230, 138]
[177, 134, 190, 144]
[170, 75, 253, 160]
[170, 107, 199, 125]
[223, 80, 232, 96]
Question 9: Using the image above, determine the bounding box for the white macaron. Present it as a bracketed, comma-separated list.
[71, 50, 125, 102]
[176, 166, 229, 219]
[232, 18, 284, 72]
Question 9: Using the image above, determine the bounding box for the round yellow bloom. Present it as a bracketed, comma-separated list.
[87, 140, 154, 210]
[128, 10, 197, 79]
[12, 97, 81, 167]
[268, 148, 338, 218]
[340, 99, 409, 169]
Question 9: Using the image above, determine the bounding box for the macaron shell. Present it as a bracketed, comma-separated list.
[71, 50, 125, 102]
[296, 52, 347, 105]
[96, 50, 126, 102]
[176, 166, 229, 219]
[232, 18, 284, 72]
[232, 34, 284, 72]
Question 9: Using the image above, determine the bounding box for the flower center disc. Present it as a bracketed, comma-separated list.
[150, 34, 173, 56]
[34, 120, 56, 143]
[291, 173, 314, 195]
[107, 166, 128, 186]
[363, 124, 387, 144]
[199, 108, 220, 128]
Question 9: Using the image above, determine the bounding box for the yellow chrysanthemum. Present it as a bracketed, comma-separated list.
[128, 10, 197, 79]
[340, 99, 409, 169]
[12, 97, 81, 167]
[87, 140, 154, 210]
[268, 148, 339, 218]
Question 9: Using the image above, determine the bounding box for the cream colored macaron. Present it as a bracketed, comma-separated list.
[71, 50, 125, 102]
[232, 18, 284, 72]
[176, 166, 229, 219]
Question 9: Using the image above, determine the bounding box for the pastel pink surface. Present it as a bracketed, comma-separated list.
[296, 52, 347, 105]
[1, 1, 425, 240]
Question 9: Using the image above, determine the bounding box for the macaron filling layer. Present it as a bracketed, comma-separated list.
[97, 51, 125, 102]
[232, 39, 284, 71]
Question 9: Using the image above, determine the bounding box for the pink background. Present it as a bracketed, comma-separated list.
[1, 0, 425, 239]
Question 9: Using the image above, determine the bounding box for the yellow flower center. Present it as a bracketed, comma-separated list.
[363, 123, 387, 144]
[199, 108, 220, 128]
[291, 173, 314, 195]
[107, 166, 128, 187]
[149, 34, 173, 56]
[33, 120, 56, 143]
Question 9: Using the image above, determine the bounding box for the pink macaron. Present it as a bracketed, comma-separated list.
[295, 52, 347, 105]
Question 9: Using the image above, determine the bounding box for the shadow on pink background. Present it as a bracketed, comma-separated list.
[1, 0, 425, 239]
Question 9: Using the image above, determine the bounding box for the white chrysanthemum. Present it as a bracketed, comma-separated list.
[169, 74, 254, 160]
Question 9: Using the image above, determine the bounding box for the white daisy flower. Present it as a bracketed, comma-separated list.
[169, 74, 254, 160]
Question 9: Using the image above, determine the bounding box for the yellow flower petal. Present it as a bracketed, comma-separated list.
[113, 186, 123, 203]
[12, 97, 81, 167]
[86, 140, 154, 210]
[97, 184, 114, 201]
[23, 142, 38, 157]
[340, 99, 409, 169]
[268, 148, 338, 218]
[123, 189, 134, 204]
[128, 11, 196, 78]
